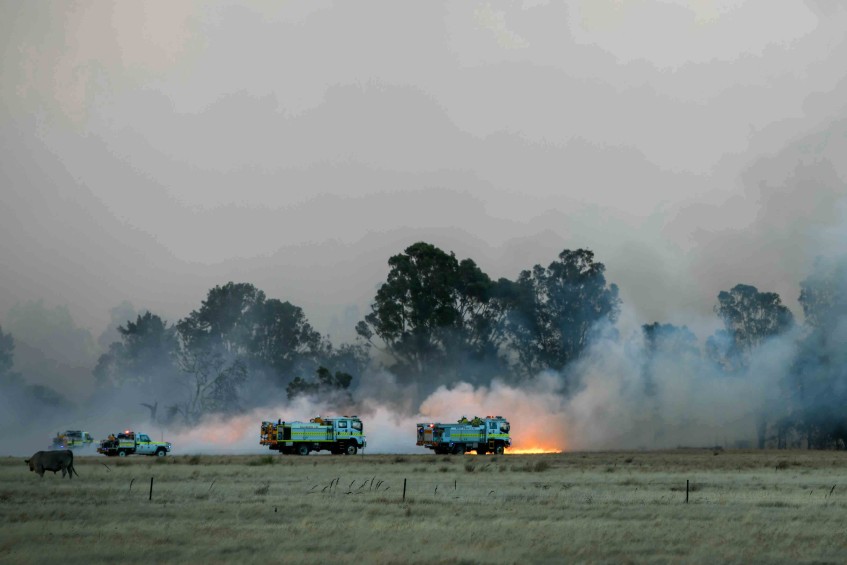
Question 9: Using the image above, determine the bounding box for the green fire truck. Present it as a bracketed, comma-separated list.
[260, 416, 366, 455]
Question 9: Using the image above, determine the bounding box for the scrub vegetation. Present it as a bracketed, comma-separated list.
[3, 450, 847, 564]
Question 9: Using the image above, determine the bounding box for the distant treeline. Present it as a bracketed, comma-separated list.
[1, 242, 845, 449]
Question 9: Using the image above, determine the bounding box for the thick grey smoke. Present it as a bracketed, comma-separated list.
[2, 2, 846, 333]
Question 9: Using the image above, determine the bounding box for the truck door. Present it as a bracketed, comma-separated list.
[351, 419, 364, 446]
[137, 434, 153, 454]
[336, 420, 349, 441]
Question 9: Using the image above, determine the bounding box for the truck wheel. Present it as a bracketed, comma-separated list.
[118, 450, 127, 457]
[297, 445, 309, 456]
[156, 449, 166, 457]
[345, 444, 358, 456]
[494, 445, 505, 455]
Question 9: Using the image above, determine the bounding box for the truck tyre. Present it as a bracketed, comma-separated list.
[297, 445, 309, 456]
[118, 450, 127, 457]
[156, 448, 167, 457]
[494, 445, 505, 455]
[345, 443, 358, 456]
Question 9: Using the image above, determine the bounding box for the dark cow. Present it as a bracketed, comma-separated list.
[25, 450, 79, 479]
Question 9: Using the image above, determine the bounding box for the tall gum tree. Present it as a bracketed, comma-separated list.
[357, 242, 508, 392]
[503, 249, 621, 381]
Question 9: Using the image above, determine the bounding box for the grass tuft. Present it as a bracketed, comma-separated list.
[513, 460, 551, 472]
[533, 460, 551, 472]
[247, 455, 275, 466]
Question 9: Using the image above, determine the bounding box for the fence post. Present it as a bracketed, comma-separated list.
[402, 478, 407, 502]
[149, 477, 154, 501]
[685, 479, 689, 504]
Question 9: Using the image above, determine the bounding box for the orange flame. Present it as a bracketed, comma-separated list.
[509, 447, 562, 454]
[506, 423, 567, 454]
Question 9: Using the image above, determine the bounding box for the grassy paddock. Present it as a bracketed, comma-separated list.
[3, 450, 847, 563]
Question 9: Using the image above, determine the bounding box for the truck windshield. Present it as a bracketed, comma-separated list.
[352, 421, 363, 431]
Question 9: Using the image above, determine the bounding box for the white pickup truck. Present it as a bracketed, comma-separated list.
[97, 430, 172, 457]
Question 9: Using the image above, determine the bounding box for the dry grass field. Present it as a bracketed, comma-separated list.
[2, 449, 847, 564]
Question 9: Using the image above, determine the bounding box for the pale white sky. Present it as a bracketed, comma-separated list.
[1, 0, 846, 341]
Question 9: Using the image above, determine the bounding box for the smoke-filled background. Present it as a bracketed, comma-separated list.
[1, 2, 846, 455]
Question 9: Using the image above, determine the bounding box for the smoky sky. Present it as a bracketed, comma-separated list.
[2, 0, 846, 347]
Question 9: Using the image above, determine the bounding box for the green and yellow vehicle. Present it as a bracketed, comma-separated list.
[97, 430, 172, 457]
[51, 430, 94, 450]
[416, 416, 511, 455]
[260, 416, 366, 455]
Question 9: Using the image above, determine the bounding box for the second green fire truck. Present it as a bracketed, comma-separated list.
[416, 416, 511, 455]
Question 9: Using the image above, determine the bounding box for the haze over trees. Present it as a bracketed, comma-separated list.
[355, 242, 509, 393]
[94, 312, 179, 388]
[0, 323, 69, 438]
[0, 324, 20, 388]
[789, 258, 847, 449]
[503, 249, 621, 383]
[707, 284, 795, 373]
[3, 242, 847, 449]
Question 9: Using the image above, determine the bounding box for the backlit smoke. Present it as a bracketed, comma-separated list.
[165, 385, 568, 455]
[160, 376, 569, 455]
[417, 377, 567, 453]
